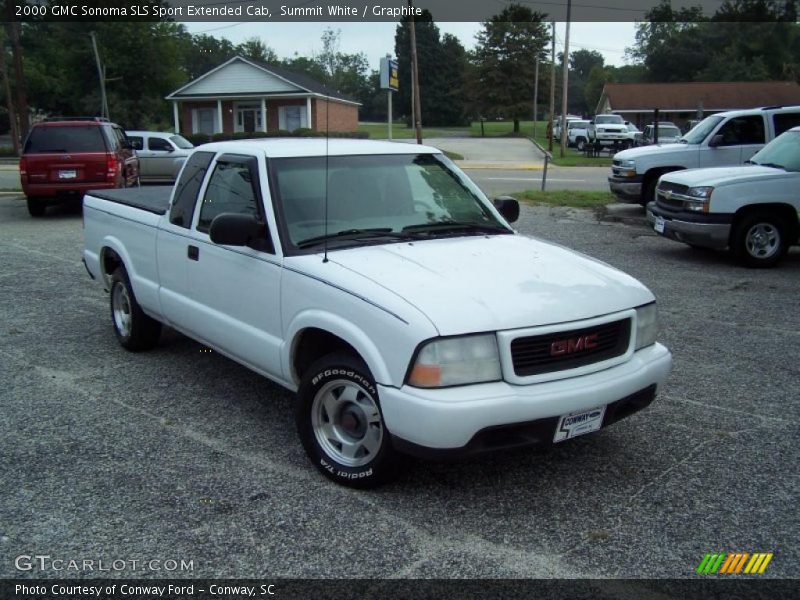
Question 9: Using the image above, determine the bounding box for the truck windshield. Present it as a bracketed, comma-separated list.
[748, 130, 800, 172]
[270, 153, 509, 249]
[169, 135, 194, 149]
[595, 115, 624, 125]
[681, 116, 724, 144]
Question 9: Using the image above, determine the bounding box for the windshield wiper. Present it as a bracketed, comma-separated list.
[757, 162, 786, 170]
[296, 228, 411, 249]
[402, 221, 511, 236]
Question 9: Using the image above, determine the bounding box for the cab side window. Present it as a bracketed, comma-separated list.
[716, 116, 765, 146]
[773, 112, 800, 136]
[197, 159, 259, 233]
[127, 136, 144, 151]
[148, 137, 172, 152]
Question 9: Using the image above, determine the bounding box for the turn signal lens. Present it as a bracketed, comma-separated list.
[408, 334, 502, 388]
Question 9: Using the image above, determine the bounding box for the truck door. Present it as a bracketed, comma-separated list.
[700, 115, 766, 167]
[183, 153, 283, 380]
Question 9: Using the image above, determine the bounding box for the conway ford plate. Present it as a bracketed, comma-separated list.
[553, 405, 606, 443]
[654, 215, 665, 234]
[58, 169, 77, 180]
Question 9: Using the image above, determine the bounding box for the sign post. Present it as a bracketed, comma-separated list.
[380, 56, 399, 140]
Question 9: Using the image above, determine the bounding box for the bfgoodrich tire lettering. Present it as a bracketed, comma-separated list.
[296, 353, 399, 488]
[109, 266, 162, 351]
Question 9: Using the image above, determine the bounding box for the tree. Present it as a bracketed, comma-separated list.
[584, 65, 613, 115]
[473, 3, 550, 132]
[236, 38, 278, 64]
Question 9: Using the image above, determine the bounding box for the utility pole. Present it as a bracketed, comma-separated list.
[5, 14, 29, 141]
[533, 59, 539, 140]
[0, 29, 19, 154]
[408, 0, 422, 144]
[560, 0, 572, 158]
[90, 32, 109, 119]
[548, 21, 555, 152]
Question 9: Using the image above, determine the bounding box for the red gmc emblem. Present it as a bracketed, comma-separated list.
[550, 333, 599, 356]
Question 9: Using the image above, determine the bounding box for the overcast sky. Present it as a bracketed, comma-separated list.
[183, 22, 638, 71]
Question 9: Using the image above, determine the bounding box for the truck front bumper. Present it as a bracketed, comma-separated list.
[608, 175, 643, 203]
[647, 202, 732, 249]
[379, 343, 672, 459]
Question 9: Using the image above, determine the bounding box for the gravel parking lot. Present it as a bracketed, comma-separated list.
[0, 194, 798, 584]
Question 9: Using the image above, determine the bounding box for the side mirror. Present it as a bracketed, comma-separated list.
[209, 213, 266, 247]
[493, 196, 520, 224]
[708, 134, 724, 148]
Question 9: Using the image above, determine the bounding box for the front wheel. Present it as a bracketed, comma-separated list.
[731, 213, 788, 268]
[576, 138, 586, 152]
[110, 267, 162, 350]
[296, 353, 399, 488]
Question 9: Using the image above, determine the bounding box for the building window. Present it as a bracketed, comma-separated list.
[278, 105, 308, 132]
[192, 108, 217, 135]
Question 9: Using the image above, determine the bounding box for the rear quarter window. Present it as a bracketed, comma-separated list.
[23, 126, 107, 154]
[773, 112, 800, 137]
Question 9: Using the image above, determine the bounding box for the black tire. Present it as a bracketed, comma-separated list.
[731, 212, 788, 268]
[109, 266, 162, 351]
[295, 353, 399, 488]
[641, 177, 657, 207]
[27, 197, 46, 217]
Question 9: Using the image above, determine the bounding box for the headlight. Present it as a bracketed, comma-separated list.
[684, 186, 713, 212]
[408, 334, 501, 388]
[619, 159, 635, 169]
[615, 159, 637, 178]
[635, 303, 658, 350]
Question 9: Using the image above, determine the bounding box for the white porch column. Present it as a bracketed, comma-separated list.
[261, 97, 267, 133]
[306, 97, 312, 130]
[172, 101, 180, 133]
[216, 100, 223, 134]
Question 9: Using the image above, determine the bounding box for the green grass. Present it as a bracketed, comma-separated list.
[358, 122, 469, 139]
[442, 150, 464, 160]
[512, 189, 616, 210]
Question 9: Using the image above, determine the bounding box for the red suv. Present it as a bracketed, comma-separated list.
[20, 118, 139, 216]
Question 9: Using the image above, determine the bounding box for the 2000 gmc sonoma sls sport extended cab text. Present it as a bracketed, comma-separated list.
[83, 139, 672, 487]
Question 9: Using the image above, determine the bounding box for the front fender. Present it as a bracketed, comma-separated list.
[283, 309, 394, 387]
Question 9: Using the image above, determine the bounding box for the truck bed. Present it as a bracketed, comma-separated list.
[88, 186, 172, 215]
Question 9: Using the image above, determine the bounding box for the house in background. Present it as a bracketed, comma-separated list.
[166, 56, 360, 136]
[595, 81, 800, 129]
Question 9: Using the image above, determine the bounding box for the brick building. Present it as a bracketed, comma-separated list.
[595, 81, 800, 129]
[166, 56, 360, 136]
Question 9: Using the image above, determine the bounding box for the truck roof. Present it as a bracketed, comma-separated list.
[705, 105, 800, 119]
[196, 138, 442, 158]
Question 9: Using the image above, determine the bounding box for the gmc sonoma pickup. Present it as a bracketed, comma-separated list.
[83, 139, 672, 488]
[648, 126, 800, 267]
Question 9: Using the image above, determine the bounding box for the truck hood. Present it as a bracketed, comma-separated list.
[615, 143, 691, 162]
[321, 234, 654, 336]
[660, 165, 788, 187]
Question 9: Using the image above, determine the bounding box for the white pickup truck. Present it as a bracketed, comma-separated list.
[83, 139, 672, 487]
[609, 106, 800, 205]
[647, 126, 800, 267]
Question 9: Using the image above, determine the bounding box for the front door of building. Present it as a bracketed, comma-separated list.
[235, 103, 263, 133]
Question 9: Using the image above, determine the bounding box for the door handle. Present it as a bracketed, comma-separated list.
[188, 245, 199, 261]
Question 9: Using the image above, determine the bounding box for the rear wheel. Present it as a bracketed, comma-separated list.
[110, 266, 162, 350]
[296, 353, 399, 488]
[26, 197, 46, 217]
[731, 212, 788, 268]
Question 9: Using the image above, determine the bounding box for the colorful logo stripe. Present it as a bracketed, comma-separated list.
[697, 553, 773, 574]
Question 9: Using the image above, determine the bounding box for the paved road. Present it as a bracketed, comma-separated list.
[465, 166, 611, 197]
[1, 194, 797, 584]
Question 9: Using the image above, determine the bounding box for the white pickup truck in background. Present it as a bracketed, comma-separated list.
[647, 126, 800, 267]
[609, 106, 800, 205]
[83, 139, 672, 487]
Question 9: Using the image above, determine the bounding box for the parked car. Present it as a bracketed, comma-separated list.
[567, 120, 591, 150]
[20, 117, 139, 217]
[635, 124, 683, 147]
[82, 139, 672, 488]
[647, 125, 800, 267]
[553, 115, 582, 139]
[126, 131, 194, 183]
[623, 122, 641, 148]
[587, 114, 629, 150]
[608, 106, 800, 205]
[683, 119, 702, 134]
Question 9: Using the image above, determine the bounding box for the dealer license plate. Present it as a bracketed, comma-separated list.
[58, 170, 77, 180]
[654, 215, 665, 233]
[553, 405, 606, 443]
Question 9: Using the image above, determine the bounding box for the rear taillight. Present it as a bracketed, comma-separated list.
[19, 156, 27, 180]
[107, 155, 119, 181]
